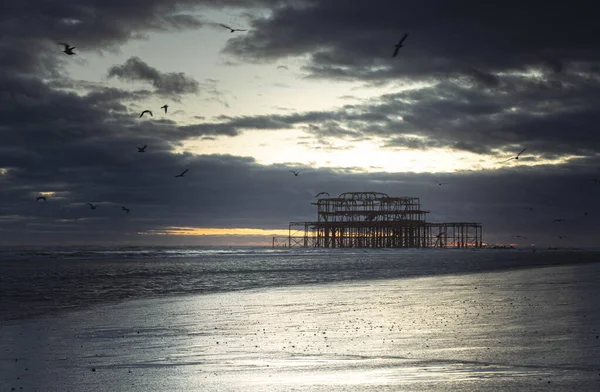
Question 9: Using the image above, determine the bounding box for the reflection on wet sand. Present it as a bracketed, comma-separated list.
[2, 263, 599, 391]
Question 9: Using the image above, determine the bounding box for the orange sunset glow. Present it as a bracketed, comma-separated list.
[139, 227, 290, 236]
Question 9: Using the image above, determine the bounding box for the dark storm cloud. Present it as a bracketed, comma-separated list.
[467, 68, 500, 88]
[224, 0, 600, 81]
[107, 57, 200, 96]
[154, 67, 600, 157]
[0, 0, 292, 244]
[220, 0, 600, 153]
[3, 148, 600, 246]
[1, 69, 599, 245]
[0, 0, 284, 77]
[371, 73, 600, 157]
[220, 0, 600, 158]
[1, 0, 600, 246]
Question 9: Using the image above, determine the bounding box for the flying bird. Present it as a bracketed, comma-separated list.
[59, 43, 76, 55]
[584, 212, 591, 216]
[525, 207, 535, 211]
[437, 182, 448, 186]
[513, 235, 527, 239]
[219, 24, 247, 33]
[315, 192, 330, 198]
[552, 218, 565, 223]
[289, 170, 301, 176]
[137, 145, 147, 153]
[122, 206, 130, 214]
[87, 203, 97, 210]
[365, 212, 377, 222]
[35, 196, 46, 202]
[499, 148, 527, 163]
[161, 104, 168, 113]
[557, 235, 567, 239]
[392, 33, 409, 57]
[175, 169, 188, 178]
[139, 110, 153, 118]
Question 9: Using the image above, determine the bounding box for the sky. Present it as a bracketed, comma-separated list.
[1, 0, 599, 247]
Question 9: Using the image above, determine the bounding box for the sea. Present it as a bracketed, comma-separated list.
[1, 247, 600, 391]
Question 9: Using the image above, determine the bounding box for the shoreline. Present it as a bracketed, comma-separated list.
[2, 262, 599, 391]
[0, 250, 600, 325]
[0, 254, 600, 326]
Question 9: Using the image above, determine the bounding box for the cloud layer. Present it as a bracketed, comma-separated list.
[1, 0, 599, 246]
[108, 57, 200, 96]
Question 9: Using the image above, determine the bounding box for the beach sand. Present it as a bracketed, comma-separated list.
[2, 262, 600, 391]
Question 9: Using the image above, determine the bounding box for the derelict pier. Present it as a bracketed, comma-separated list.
[272, 192, 482, 249]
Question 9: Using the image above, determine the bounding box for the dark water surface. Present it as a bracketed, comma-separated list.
[1, 247, 599, 323]
[2, 248, 600, 391]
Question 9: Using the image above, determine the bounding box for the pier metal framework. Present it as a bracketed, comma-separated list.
[272, 192, 482, 249]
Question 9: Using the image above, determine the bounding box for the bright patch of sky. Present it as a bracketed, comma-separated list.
[61, 8, 569, 174]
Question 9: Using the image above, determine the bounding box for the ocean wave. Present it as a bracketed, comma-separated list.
[1, 247, 599, 323]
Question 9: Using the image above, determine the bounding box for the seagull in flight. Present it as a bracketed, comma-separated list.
[437, 182, 448, 186]
[87, 203, 97, 210]
[219, 24, 247, 33]
[552, 218, 565, 223]
[392, 33, 409, 57]
[137, 145, 147, 153]
[161, 104, 168, 113]
[175, 169, 188, 178]
[122, 206, 130, 214]
[289, 170, 301, 176]
[59, 43, 76, 55]
[315, 192, 330, 198]
[499, 148, 527, 163]
[36, 196, 46, 202]
[139, 110, 153, 118]
[365, 212, 377, 222]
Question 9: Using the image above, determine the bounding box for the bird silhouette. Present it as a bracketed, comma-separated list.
[315, 192, 330, 197]
[161, 104, 168, 113]
[525, 207, 535, 211]
[584, 212, 591, 216]
[121, 206, 130, 214]
[175, 169, 188, 178]
[139, 110, 153, 118]
[499, 148, 527, 163]
[137, 145, 147, 153]
[437, 182, 448, 186]
[513, 235, 527, 239]
[219, 24, 247, 33]
[365, 212, 377, 221]
[87, 203, 97, 210]
[392, 33, 408, 57]
[289, 170, 301, 176]
[59, 43, 76, 55]
[35, 196, 46, 202]
[557, 235, 567, 239]
[552, 218, 565, 223]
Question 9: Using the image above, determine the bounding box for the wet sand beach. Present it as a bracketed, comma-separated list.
[2, 261, 600, 391]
